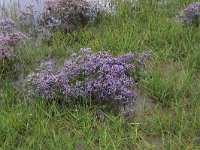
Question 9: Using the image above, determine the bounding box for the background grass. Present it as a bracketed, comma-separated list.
[0, 0, 200, 149]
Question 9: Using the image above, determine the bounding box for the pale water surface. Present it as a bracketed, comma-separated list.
[0, 0, 43, 13]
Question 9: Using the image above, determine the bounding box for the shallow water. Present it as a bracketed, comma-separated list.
[1, 0, 42, 6]
[1, 0, 43, 12]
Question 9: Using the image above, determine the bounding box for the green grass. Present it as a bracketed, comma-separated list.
[1, 0, 200, 149]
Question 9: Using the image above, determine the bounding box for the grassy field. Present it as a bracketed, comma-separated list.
[0, 0, 200, 149]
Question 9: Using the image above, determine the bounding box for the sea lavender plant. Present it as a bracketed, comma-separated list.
[0, 19, 27, 60]
[26, 48, 149, 114]
[178, 2, 200, 26]
[41, 0, 109, 32]
[0, 19, 16, 36]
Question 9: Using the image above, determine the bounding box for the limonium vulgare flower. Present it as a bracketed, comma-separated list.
[26, 48, 149, 114]
[0, 19, 16, 35]
[41, 0, 110, 32]
[0, 19, 27, 60]
[178, 2, 200, 26]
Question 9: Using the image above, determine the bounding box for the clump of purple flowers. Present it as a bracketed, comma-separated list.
[0, 19, 16, 35]
[41, 0, 107, 32]
[0, 19, 27, 60]
[26, 48, 149, 113]
[178, 2, 200, 26]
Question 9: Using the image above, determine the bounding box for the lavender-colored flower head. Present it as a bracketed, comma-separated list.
[26, 48, 149, 113]
[178, 2, 200, 26]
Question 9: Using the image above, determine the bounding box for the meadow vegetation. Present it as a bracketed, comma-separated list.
[0, 0, 200, 149]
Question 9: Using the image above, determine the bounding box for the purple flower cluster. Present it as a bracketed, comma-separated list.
[178, 2, 200, 26]
[0, 19, 16, 35]
[8, 32, 28, 44]
[0, 19, 27, 60]
[41, 0, 104, 32]
[26, 48, 149, 110]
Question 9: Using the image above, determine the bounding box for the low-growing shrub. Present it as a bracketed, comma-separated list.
[0, 19, 27, 60]
[41, 0, 112, 32]
[178, 2, 200, 27]
[25, 48, 149, 114]
[0, 19, 27, 72]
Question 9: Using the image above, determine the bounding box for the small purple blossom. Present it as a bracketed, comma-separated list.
[26, 48, 149, 112]
[178, 2, 200, 26]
